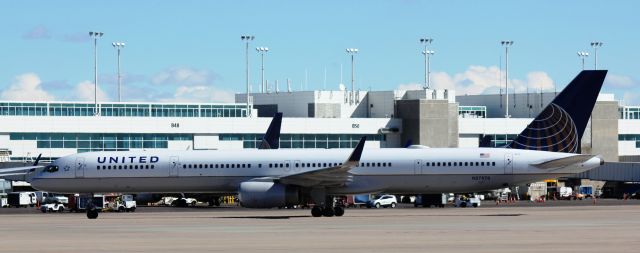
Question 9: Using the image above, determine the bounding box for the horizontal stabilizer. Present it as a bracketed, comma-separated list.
[531, 155, 595, 169]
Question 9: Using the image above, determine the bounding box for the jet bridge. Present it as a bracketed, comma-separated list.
[572, 162, 640, 182]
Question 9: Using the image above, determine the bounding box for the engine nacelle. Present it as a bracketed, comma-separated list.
[238, 181, 299, 208]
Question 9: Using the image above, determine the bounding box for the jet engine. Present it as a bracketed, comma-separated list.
[238, 181, 300, 208]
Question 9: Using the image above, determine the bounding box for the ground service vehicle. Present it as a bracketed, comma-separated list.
[367, 195, 397, 208]
[455, 196, 481, 208]
[414, 194, 447, 208]
[114, 195, 136, 212]
[69, 195, 105, 212]
[7, 192, 36, 208]
[40, 203, 65, 213]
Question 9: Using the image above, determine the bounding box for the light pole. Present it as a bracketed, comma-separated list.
[346, 48, 358, 104]
[577, 51, 589, 70]
[112, 42, 125, 102]
[501, 40, 514, 118]
[590, 41, 603, 70]
[419, 37, 433, 89]
[256, 47, 269, 93]
[241, 35, 254, 116]
[89, 31, 104, 115]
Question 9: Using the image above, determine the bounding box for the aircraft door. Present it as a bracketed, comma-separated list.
[414, 160, 421, 175]
[170, 156, 179, 177]
[504, 153, 514, 174]
[75, 157, 86, 178]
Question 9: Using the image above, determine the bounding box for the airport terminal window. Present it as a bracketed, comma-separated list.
[221, 133, 384, 149]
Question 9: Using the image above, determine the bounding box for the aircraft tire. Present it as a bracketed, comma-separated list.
[334, 206, 345, 217]
[311, 206, 323, 217]
[322, 207, 335, 217]
[87, 209, 99, 219]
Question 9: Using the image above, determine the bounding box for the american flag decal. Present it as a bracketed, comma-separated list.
[480, 153, 490, 158]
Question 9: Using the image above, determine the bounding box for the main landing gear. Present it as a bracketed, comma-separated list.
[310, 194, 344, 217]
[311, 205, 345, 217]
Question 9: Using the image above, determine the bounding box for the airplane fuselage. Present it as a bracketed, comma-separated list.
[30, 147, 602, 195]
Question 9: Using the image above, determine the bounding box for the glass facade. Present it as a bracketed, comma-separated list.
[481, 134, 517, 147]
[619, 134, 640, 148]
[621, 106, 640, 120]
[0, 102, 248, 118]
[459, 106, 486, 118]
[220, 134, 384, 149]
[10, 133, 193, 152]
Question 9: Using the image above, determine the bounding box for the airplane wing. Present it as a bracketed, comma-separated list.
[0, 166, 43, 174]
[269, 137, 366, 187]
[0, 172, 31, 178]
[530, 155, 595, 170]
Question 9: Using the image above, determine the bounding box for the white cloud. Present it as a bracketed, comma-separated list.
[1, 73, 55, 101]
[151, 67, 218, 86]
[396, 83, 423, 90]
[397, 65, 556, 95]
[162, 85, 235, 103]
[605, 74, 637, 88]
[623, 92, 640, 106]
[73, 81, 109, 102]
[22, 25, 51, 40]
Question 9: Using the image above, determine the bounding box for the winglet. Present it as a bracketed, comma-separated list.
[258, 112, 283, 149]
[347, 136, 366, 162]
[33, 154, 42, 166]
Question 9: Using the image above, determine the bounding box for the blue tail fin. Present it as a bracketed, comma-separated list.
[258, 112, 283, 149]
[507, 70, 608, 153]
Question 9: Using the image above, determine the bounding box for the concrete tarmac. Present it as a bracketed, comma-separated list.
[1, 203, 639, 252]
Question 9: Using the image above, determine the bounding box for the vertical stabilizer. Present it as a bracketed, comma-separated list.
[507, 70, 607, 153]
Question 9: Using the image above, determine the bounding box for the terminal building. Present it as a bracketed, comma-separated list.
[1, 86, 640, 196]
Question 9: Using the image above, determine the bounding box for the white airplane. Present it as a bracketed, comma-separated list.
[1, 70, 608, 219]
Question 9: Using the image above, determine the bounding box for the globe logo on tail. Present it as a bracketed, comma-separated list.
[508, 103, 579, 153]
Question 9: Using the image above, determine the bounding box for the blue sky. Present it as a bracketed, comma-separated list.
[1, 0, 638, 104]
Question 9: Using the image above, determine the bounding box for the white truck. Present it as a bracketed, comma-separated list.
[7, 192, 37, 208]
[454, 195, 481, 208]
[40, 203, 66, 213]
[114, 195, 137, 212]
[35, 192, 69, 204]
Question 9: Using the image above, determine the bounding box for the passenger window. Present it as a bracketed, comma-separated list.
[286, 163, 289, 168]
[258, 164, 262, 168]
[492, 162, 496, 166]
[248, 164, 252, 168]
[389, 162, 392, 167]
[296, 163, 299, 167]
[151, 165, 155, 169]
[280, 163, 283, 168]
[475, 162, 479, 166]
[269, 164, 272, 168]
[307, 163, 311, 167]
[97, 166, 101, 170]
[145, 165, 149, 169]
[447, 162, 451, 166]
[481, 162, 485, 166]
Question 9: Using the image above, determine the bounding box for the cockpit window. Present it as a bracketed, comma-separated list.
[45, 165, 59, 173]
